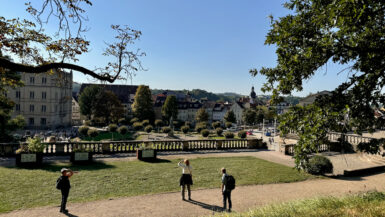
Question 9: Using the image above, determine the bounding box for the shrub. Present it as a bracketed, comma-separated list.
[145, 125, 153, 133]
[109, 124, 118, 132]
[181, 125, 190, 134]
[212, 121, 221, 129]
[195, 124, 205, 133]
[79, 126, 89, 136]
[141, 120, 150, 127]
[130, 117, 139, 124]
[306, 155, 333, 175]
[225, 122, 232, 129]
[87, 129, 99, 138]
[84, 120, 91, 126]
[155, 119, 163, 127]
[162, 126, 172, 134]
[118, 118, 127, 125]
[238, 130, 247, 138]
[201, 129, 210, 137]
[216, 127, 223, 136]
[133, 122, 143, 131]
[224, 132, 234, 139]
[185, 121, 191, 127]
[118, 126, 128, 135]
[27, 137, 45, 153]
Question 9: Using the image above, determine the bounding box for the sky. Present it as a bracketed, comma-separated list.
[1, 0, 352, 97]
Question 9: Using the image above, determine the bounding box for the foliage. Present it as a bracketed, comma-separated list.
[79, 85, 103, 119]
[161, 95, 178, 122]
[161, 126, 172, 134]
[117, 126, 128, 135]
[255, 105, 276, 123]
[132, 85, 155, 122]
[242, 109, 257, 125]
[225, 122, 233, 129]
[130, 117, 139, 124]
[118, 118, 127, 125]
[181, 125, 189, 134]
[108, 124, 118, 133]
[78, 126, 89, 136]
[212, 121, 221, 129]
[305, 155, 333, 175]
[195, 123, 206, 133]
[92, 90, 124, 125]
[201, 129, 210, 137]
[216, 127, 223, 136]
[184, 121, 191, 127]
[195, 108, 209, 123]
[141, 119, 150, 127]
[144, 125, 153, 133]
[152, 88, 242, 102]
[251, 0, 385, 169]
[238, 130, 247, 139]
[132, 122, 143, 131]
[224, 110, 236, 123]
[224, 132, 234, 139]
[154, 119, 163, 127]
[27, 137, 45, 153]
[87, 129, 98, 138]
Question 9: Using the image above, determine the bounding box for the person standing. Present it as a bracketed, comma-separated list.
[57, 168, 76, 213]
[178, 159, 193, 200]
[221, 168, 232, 212]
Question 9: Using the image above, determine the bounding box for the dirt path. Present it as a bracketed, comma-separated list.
[2, 151, 385, 217]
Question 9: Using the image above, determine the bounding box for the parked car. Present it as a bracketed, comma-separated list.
[246, 130, 253, 135]
[265, 132, 271, 136]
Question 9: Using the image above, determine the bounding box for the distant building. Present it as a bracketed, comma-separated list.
[298, 91, 331, 107]
[71, 92, 81, 125]
[7, 70, 72, 129]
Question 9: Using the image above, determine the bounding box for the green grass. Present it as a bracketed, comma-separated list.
[212, 191, 385, 217]
[82, 132, 134, 141]
[0, 157, 313, 213]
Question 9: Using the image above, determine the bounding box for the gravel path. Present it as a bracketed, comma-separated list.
[1, 151, 384, 217]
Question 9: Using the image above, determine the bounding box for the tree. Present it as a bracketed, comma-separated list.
[132, 85, 155, 122]
[162, 95, 178, 123]
[250, 0, 385, 169]
[92, 90, 124, 124]
[224, 110, 236, 124]
[242, 109, 257, 126]
[0, 1, 145, 84]
[79, 85, 103, 120]
[196, 108, 209, 123]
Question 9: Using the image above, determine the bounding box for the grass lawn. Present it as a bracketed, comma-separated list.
[213, 191, 385, 217]
[0, 156, 313, 213]
[82, 132, 134, 141]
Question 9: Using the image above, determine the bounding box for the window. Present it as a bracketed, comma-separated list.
[30, 77, 35, 84]
[15, 104, 20, 111]
[30, 104, 34, 112]
[29, 118, 34, 125]
[16, 91, 20, 98]
[30, 91, 34, 99]
[40, 118, 46, 126]
[42, 92, 47, 99]
[41, 105, 46, 112]
[42, 77, 47, 84]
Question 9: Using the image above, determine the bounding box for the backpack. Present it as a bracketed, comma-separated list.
[56, 177, 63, 190]
[225, 175, 235, 191]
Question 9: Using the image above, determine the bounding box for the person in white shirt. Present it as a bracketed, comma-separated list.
[178, 159, 193, 200]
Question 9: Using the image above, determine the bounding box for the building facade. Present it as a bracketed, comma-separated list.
[7, 70, 72, 129]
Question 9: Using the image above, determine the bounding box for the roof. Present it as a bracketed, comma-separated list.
[79, 83, 139, 104]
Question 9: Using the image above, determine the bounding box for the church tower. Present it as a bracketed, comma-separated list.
[250, 86, 256, 104]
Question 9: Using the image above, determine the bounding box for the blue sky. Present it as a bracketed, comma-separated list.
[2, 0, 351, 97]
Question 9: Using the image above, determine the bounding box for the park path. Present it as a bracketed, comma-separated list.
[2, 151, 385, 217]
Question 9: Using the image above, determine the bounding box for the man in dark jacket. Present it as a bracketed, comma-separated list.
[221, 168, 232, 212]
[58, 168, 75, 213]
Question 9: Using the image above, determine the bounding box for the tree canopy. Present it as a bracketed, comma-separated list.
[79, 85, 103, 119]
[162, 95, 178, 122]
[195, 108, 209, 123]
[224, 110, 236, 123]
[132, 85, 155, 123]
[251, 0, 385, 168]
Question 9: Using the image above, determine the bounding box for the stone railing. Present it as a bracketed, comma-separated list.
[0, 139, 263, 157]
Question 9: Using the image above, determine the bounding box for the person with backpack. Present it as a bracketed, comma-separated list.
[221, 168, 235, 212]
[56, 168, 77, 213]
[178, 159, 193, 200]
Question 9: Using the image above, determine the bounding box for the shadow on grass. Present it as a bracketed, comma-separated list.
[186, 199, 224, 212]
[16, 161, 116, 172]
[139, 158, 171, 163]
[329, 168, 385, 181]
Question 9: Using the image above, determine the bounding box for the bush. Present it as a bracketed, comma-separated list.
[212, 121, 221, 129]
[118, 118, 127, 125]
[145, 125, 153, 133]
[181, 125, 190, 134]
[155, 119, 163, 127]
[141, 120, 150, 127]
[130, 117, 139, 124]
[224, 132, 234, 139]
[225, 122, 232, 129]
[27, 137, 45, 153]
[201, 129, 210, 137]
[162, 126, 172, 134]
[185, 121, 191, 127]
[118, 126, 128, 135]
[306, 155, 333, 175]
[87, 129, 99, 138]
[133, 122, 143, 131]
[195, 124, 205, 133]
[238, 130, 247, 138]
[84, 120, 91, 126]
[109, 124, 118, 132]
[79, 126, 89, 136]
[216, 127, 223, 136]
